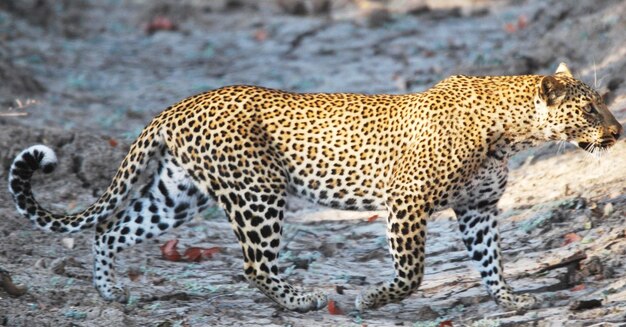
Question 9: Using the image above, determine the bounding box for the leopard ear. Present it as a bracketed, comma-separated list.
[540, 75, 566, 106]
[555, 62, 573, 77]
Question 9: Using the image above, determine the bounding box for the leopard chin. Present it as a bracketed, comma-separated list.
[577, 139, 616, 152]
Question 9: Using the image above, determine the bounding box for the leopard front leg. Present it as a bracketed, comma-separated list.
[454, 158, 538, 311]
[356, 193, 428, 311]
[455, 206, 537, 310]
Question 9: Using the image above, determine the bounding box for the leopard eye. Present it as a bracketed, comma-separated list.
[582, 104, 597, 115]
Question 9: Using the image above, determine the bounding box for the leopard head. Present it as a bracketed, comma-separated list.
[535, 63, 622, 153]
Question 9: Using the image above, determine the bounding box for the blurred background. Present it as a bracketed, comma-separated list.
[0, 0, 624, 137]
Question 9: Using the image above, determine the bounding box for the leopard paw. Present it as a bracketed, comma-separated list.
[355, 285, 386, 311]
[498, 292, 538, 311]
[98, 285, 129, 303]
[290, 291, 328, 313]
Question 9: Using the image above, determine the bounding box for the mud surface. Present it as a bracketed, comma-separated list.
[1, 0, 626, 326]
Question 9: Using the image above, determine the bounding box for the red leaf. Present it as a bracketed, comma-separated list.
[183, 248, 202, 262]
[423, 50, 436, 58]
[183, 247, 221, 262]
[160, 239, 182, 262]
[504, 22, 516, 33]
[327, 299, 342, 315]
[438, 321, 454, 327]
[108, 138, 118, 147]
[367, 215, 379, 223]
[517, 15, 528, 30]
[145, 16, 177, 34]
[254, 28, 268, 42]
[571, 284, 586, 292]
[563, 233, 582, 246]
[161, 241, 221, 262]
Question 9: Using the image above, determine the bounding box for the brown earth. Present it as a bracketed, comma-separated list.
[0, 0, 625, 326]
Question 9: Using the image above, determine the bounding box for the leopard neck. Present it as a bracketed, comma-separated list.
[402, 74, 548, 156]
[481, 75, 547, 155]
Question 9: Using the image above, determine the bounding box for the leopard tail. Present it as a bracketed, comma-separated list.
[8, 125, 163, 234]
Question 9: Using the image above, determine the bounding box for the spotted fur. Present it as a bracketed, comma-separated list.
[8, 63, 622, 312]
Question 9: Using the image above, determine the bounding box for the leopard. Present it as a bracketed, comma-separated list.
[9, 63, 622, 313]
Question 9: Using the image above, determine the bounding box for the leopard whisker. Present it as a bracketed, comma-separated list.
[556, 140, 566, 155]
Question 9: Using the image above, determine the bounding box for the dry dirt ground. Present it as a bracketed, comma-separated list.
[1, 0, 626, 326]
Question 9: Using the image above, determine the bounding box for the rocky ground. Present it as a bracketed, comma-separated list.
[0, 0, 625, 326]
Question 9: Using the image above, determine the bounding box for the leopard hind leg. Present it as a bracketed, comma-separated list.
[93, 152, 210, 302]
[219, 182, 327, 312]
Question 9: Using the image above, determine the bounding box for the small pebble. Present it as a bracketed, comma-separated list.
[62, 237, 75, 250]
[34, 258, 47, 269]
[603, 203, 613, 217]
[50, 258, 66, 275]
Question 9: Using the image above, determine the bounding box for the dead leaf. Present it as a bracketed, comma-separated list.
[570, 284, 585, 292]
[160, 239, 182, 262]
[145, 16, 177, 34]
[367, 215, 379, 223]
[161, 240, 220, 262]
[328, 299, 342, 315]
[504, 22, 516, 33]
[254, 28, 269, 42]
[108, 138, 118, 147]
[183, 247, 221, 262]
[439, 320, 454, 327]
[563, 233, 582, 246]
[517, 15, 528, 29]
